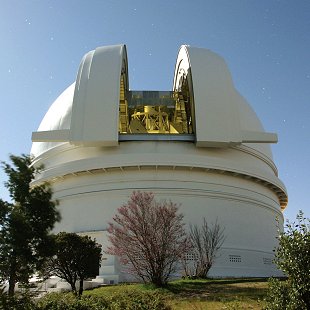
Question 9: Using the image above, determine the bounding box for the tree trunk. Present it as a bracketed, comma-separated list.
[8, 275, 16, 296]
[78, 279, 84, 296]
[152, 274, 165, 287]
[70, 281, 77, 295]
[8, 259, 17, 296]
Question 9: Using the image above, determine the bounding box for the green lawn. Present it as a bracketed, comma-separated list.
[85, 278, 269, 309]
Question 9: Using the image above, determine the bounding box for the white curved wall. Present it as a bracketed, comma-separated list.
[50, 161, 283, 279]
[31, 141, 285, 280]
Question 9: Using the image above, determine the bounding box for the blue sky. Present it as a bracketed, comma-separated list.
[0, 0, 309, 222]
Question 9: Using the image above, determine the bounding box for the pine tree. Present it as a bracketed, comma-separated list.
[0, 154, 60, 295]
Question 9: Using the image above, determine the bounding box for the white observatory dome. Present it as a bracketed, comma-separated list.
[31, 45, 287, 282]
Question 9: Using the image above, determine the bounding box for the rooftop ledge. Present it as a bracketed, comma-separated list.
[118, 133, 195, 142]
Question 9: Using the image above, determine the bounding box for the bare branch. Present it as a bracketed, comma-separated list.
[186, 217, 225, 278]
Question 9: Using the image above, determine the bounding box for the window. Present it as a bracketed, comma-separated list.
[263, 257, 272, 265]
[229, 255, 242, 263]
[185, 252, 198, 261]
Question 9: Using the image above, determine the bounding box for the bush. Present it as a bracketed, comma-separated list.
[0, 287, 170, 310]
[265, 278, 289, 310]
[265, 277, 309, 310]
[105, 290, 170, 310]
[265, 211, 310, 309]
[37, 292, 108, 310]
[37, 290, 171, 310]
[0, 289, 37, 310]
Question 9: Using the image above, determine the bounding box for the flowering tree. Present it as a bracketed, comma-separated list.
[106, 191, 188, 287]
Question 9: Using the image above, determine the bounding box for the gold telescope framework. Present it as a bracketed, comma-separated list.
[118, 80, 194, 135]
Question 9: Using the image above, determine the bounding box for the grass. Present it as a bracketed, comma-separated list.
[84, 278, 269, 309]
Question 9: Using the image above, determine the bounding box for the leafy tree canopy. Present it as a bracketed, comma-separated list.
[43, 232, 102, 296]
[0, 154, 60, 295]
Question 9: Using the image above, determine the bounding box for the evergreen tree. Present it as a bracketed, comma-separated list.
[0, 154, 60, 295]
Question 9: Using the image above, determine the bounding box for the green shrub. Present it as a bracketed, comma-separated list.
[37, 290, 170, 310]
[0, 290, 38, 310]
[265, 278, 289, 310]
[37, 292, 105, 310]
[265, 211, 309, 309]
[104, 290, 170, 310]
[265, 277, 309, 310]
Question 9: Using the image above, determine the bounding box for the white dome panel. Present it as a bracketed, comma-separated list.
[31, 83, 74, 157]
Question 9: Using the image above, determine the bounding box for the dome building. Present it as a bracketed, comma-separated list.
[31, 45, 288, 283]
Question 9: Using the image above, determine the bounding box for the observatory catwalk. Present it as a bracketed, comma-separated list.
[31, 45, 287, 283]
